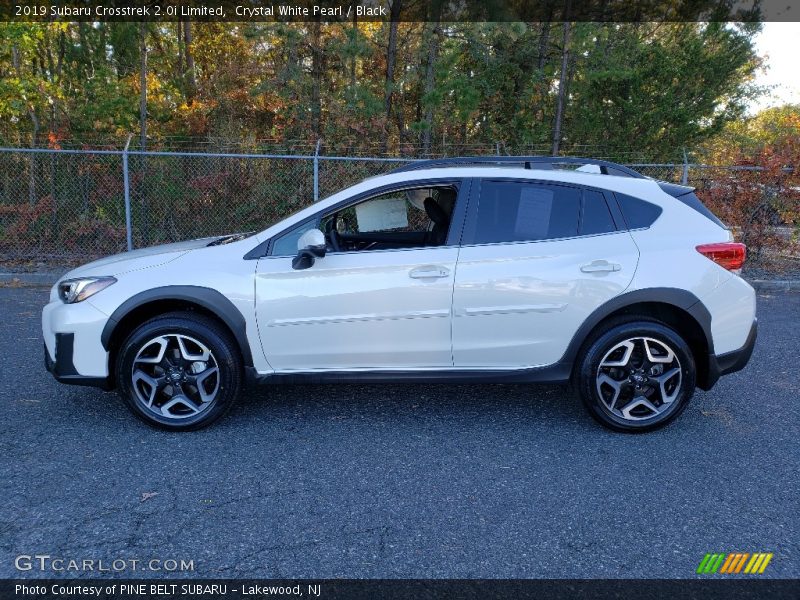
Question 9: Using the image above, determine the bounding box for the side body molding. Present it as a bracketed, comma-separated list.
[248, 288, 716, 388]
[100, 286, 254, 367]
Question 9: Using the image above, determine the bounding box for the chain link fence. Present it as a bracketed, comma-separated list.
[0, 147, 417, 261]
[128, 152, 317, 250]
[0, 146, 776, 263]
[0, 149, 126, 261]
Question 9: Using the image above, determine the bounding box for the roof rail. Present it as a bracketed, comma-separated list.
[390, 156, 646, 178]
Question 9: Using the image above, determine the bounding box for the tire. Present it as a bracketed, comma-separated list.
[116, 312, 242, 430]
[574, 317, 696, 433]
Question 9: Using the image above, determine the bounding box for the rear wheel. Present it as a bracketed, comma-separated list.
[575, 319, 696, 432]
[116, 312, 242, 430]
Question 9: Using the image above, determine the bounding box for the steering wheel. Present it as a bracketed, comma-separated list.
[325, 217, 341, 253]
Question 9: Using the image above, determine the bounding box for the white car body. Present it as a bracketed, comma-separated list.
[43, 162, 757, 428]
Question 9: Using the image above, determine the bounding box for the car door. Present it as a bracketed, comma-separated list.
[255, 179, 469, 372]
[451, 178, 639, 368]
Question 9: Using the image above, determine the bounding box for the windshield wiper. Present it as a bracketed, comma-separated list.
[207, 232, 254, 246]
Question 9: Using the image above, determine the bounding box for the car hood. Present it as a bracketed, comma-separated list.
[60, 237, 219, 280]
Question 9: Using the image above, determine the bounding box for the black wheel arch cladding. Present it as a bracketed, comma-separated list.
[561, 287, 713, 362]
[101, 285, 254, 368]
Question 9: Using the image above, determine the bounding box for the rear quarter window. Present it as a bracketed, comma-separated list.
[614, 193, 663, 229]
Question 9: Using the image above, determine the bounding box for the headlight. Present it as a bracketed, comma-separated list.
[58, 276, 117, 304]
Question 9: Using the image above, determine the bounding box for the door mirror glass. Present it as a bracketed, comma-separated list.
[292, 228, 326, 270]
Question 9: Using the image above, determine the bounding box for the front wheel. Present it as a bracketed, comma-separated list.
[575, 319, 696, 432]
[116, 312, 242, 430]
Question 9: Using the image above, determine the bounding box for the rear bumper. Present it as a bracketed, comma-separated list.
[44, 334, 112, 390]
[701, 319, 757, 390]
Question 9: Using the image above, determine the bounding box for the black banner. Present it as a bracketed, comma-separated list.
[3, 579, 800, 600]
[1, 0, 793, 23]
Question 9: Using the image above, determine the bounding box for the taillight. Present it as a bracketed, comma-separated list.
[696, 242, 747, 271]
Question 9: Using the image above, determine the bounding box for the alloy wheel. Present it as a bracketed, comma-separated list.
[131, 334, 220, 419]
[595, 336, 682, 421]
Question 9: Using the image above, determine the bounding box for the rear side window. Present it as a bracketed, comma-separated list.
[474, 181, 580, 244]
[580, 190, 617, 235]
[614, 193, 663, 229]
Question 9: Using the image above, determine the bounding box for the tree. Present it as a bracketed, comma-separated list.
[383, 0, 402, 152]
[564, 22, 762, 160]
[551, 21, 570, 155]
[703, 105, 800, 163]
[698, 105, 800, 265]
[0, 21, 764, 160]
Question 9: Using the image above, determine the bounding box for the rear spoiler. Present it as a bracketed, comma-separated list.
[657, 181, 695, 198]
[657, 182, 727, 229]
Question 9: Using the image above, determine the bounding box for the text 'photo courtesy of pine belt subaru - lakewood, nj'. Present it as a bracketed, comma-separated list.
[42, 157, 757, 432]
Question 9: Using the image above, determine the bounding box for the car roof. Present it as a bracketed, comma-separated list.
[372, 166, 662, 195]
[388, 156, 646, 178]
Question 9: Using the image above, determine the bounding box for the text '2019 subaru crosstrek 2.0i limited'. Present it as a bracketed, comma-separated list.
[43, 157, 757, 432]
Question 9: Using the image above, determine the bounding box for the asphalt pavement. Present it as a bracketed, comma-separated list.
[1, 287, 798, 579]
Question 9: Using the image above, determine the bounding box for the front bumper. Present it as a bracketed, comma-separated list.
[42, 296, 113, 389]
[701, 319, 757, 390]
[44, 334, 112, 389]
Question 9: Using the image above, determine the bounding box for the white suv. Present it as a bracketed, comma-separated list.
[42, 157, 757, 432]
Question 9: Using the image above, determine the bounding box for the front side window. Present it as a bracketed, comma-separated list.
[321, 185, 458, 252]
[270, 220, 318, 257]
[473, 181, 581, 244]
[268, 184, 459, 257]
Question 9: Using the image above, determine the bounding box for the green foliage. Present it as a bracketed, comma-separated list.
[0, 21, 763, 159]
[703, 104, 800, 162]
[566, 23, 762, 160]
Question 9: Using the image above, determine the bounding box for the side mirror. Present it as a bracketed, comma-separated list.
[292, 229, 326, 270]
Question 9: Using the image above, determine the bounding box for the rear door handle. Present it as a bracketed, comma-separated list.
[409, 265, 450, 279]
[580, 260, 621, 273]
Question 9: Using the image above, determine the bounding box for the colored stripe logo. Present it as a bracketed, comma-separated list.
[697, 553, 773, 574]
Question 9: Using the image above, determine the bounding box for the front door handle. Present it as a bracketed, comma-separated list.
[580, 260, 621, 273]
[409, 265, 450, 279]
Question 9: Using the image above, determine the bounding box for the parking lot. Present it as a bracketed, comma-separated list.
[1, 286, 798, 579]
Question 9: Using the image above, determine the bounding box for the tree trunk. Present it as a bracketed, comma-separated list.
[395, 85, 406, 150]
[139, 23, 148, 152]
[382, 0, 402, 153]
[11, 44, 39, 204]
[47, 28, 65, 229]
[139, 23, 149, 244]
[350, 3, 357, 90]
[310, 19, 323, 140]
[28, 110, 39, 205]
[552, 21, 571, 156]
[183, 20, 197, 105]
[176, 21, 184, 82]
[421, 22, 440, 156]
[537, 20, 552, 70]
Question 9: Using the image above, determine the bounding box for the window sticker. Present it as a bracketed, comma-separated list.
[515, 187, 553, 238]
[355, 197, 409, 232]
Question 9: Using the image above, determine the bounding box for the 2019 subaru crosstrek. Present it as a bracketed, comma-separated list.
[43, 157, 757, 432]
